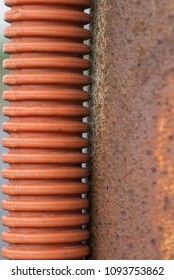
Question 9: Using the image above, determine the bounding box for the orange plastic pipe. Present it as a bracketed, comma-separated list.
[2, 0, 91, 260]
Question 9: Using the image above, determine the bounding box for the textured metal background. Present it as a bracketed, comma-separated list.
[90, 0, 174, 260]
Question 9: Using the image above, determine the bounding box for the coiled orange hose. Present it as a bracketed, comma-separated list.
[2, 0, 91, 260]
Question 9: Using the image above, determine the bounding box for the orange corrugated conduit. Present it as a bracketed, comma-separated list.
[2, 0, 91, 260]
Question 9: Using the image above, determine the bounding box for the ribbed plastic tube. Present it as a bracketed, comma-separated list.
[2, 0, 91, 260]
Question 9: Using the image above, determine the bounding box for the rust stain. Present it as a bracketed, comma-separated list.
[155, 74, 174, 259]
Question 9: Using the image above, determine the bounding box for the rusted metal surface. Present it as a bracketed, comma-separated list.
[90, 0, 174, 259]
[2, 0, 91, 260]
